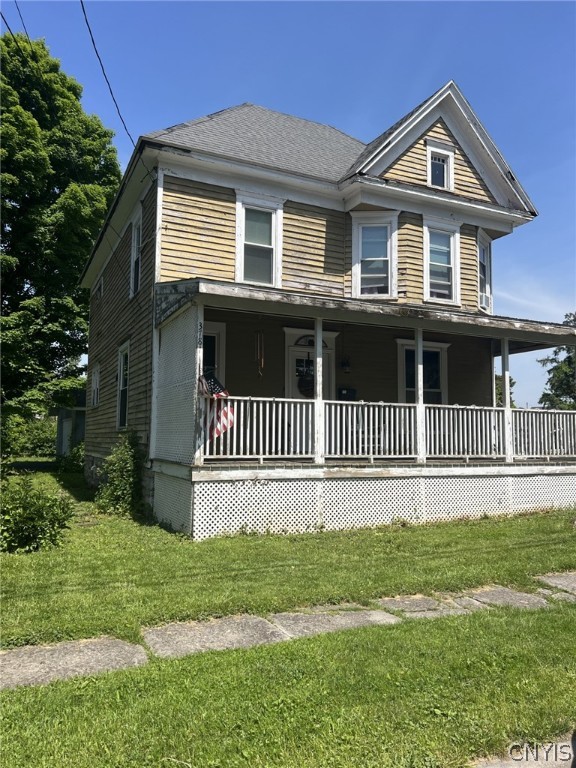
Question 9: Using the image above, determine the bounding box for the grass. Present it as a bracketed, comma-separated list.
[1, 465, 575, 648]
[1, 605, 575, 768]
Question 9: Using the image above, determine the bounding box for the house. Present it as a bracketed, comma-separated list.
[81, 81, 576, 539]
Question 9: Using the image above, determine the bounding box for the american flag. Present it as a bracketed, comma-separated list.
[199, 375, 235, 440]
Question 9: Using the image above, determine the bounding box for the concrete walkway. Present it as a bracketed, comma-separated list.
[1, 572, 574, 766]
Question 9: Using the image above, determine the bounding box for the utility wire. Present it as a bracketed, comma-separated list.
[0, 11, 28, 58]
[13, 0, 31, 40]
[79, 0, 137, 149]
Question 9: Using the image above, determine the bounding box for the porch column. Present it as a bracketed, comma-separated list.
[415, 328, 426, 464]
[314, 317, 325, 464]
[501, 337, 514, 462]
[193, 303, 205, 466]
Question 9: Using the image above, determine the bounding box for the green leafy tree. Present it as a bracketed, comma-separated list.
[538, 312, 576, 410]
[1, 33, 121, 419]
[494, 374, 516, 408]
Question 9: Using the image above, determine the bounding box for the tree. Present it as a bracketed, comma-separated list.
[494, 374, 516, 408]
[1, 33, 121, 418]
[538, 312, 576, 410]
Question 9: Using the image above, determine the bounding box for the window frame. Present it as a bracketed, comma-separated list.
[117, 342, 130, 429]
[396, 339, 450, 404]
[235, 193, 284, 288]
[203, 321, 226, 384]
[351, 211, 399, 299]
[477, 229, 493, 313]
[90, 363, 100, 407]
[130, 212, 142, 298]
[426, 140, 455, 191]
[423, 216, 461, 306]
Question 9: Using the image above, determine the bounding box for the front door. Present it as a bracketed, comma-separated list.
[287, 347, 334, 400]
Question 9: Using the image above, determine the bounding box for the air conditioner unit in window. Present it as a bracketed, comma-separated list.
[479, 292, 491, 310]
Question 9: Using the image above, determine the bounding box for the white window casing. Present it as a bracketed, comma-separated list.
[235, 192, 284, 288]
[351, 211, 399, 299]
[130, 212, 142, 298]
[426, 139, 455, 191]
[423, 216, 461, 306]
[478, 229, 493, 313]
[396, 339, 450, 404]
[117, 342, 130, 429]
[90, 363, 100, 407]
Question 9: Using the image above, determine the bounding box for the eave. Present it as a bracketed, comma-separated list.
[155, 279, 576, 353]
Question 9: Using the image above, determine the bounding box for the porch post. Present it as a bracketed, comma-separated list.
[501, 337, 514, 462]
[314, 317, 325, 464]
[415, 328, 426, 464]
[193, 303, 205, 466]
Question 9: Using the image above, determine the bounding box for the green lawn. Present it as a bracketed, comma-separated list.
[1, 466, 575, 648]
[1, 605, 575, 768]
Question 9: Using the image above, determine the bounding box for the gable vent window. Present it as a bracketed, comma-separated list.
[427, 142, 454, 191]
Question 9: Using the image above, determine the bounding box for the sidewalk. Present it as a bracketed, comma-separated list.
[1, 571, 574, 766]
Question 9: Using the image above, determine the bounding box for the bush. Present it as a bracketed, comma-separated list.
[57, 441, 85, 474]
[95, 432, 143, 516]
[1, 414, 57, 458]
[1, 474, 74, 553]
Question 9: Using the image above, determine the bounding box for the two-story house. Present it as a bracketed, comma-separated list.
[81, 81, 576, 539]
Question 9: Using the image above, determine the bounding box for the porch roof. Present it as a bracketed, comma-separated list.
[155, 279, 576, 353]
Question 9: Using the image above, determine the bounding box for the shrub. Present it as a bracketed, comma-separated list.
[1, 474, 74, 553]
[2, 414, 57, 458]
[95, 432, 143, 516]
[57, 441, 85, 474]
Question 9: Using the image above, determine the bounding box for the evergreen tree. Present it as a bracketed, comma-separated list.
[1, 33, 121, 416]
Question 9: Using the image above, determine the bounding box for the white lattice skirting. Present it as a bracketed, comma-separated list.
[151, 466, 576, 540]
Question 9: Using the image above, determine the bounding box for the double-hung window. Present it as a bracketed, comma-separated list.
[351, 212, 398, 298]
[117, 343, 129, 429]
[424, 217, 460, 305]
[426, 140, 454, 191]
[91, 363, 100, 407]
[478, 231, 492, 312]
[236, 193, 283, 287]
[130, 213, 142, 297]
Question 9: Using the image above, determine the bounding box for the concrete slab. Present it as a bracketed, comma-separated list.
[537, 571, 576, 596]
[0, 637, 148, 690]
[466, 587, 549, 610]
[143, 616, 287, 659]
[376, 595, 445, 613]
[406, 608, 469, 620]
[536, 587, 576, 604]
[270, 609, 400, 639]
[451, 596, 492, 612]
[307, 603, 364, 613]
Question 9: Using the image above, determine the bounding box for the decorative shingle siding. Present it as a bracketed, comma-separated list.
[382, 119, 497, 205]
[161, 176, 236, 282]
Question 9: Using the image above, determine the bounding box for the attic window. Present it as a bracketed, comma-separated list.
[426, 141, 454, 191]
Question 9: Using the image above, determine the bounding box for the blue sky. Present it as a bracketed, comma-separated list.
[3, 1, 575, 405]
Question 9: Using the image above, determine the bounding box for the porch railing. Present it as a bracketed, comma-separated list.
[198, 396, 576, 463]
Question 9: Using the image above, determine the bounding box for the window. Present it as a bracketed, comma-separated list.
[203, 322, 226, 381]
[424, 218, 460, 305]
[130, 214, 142, 297]
[236, 194, 283, 287]
[91, 364, 100, 407]
[351, 212, 399, 298]
[117, 343, 129, 428]
[426, 141, 454, 191]
[478, 232, 492, 312]
[397, 340, 450, 404]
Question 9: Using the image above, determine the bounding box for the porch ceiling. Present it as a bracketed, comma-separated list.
[155, 279, 576, 353]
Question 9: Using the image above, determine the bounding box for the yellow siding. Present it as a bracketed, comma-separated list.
[397, 212, 424, 303]
[460, 223, 479, 310]
[382, 119, 497, 204]
[283, 202, 347, 296]
[161, 176, 236, 282]
[85, 183, 156, 461]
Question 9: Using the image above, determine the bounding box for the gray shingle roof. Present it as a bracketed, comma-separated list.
[144, 104, 366, 183]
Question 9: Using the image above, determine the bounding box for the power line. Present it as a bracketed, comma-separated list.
[0, 11, 28, 59]
[13, 0, 31, 41]
[79, 0, 137, 149]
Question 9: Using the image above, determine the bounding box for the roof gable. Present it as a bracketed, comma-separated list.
[345, 81, 537, 215]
